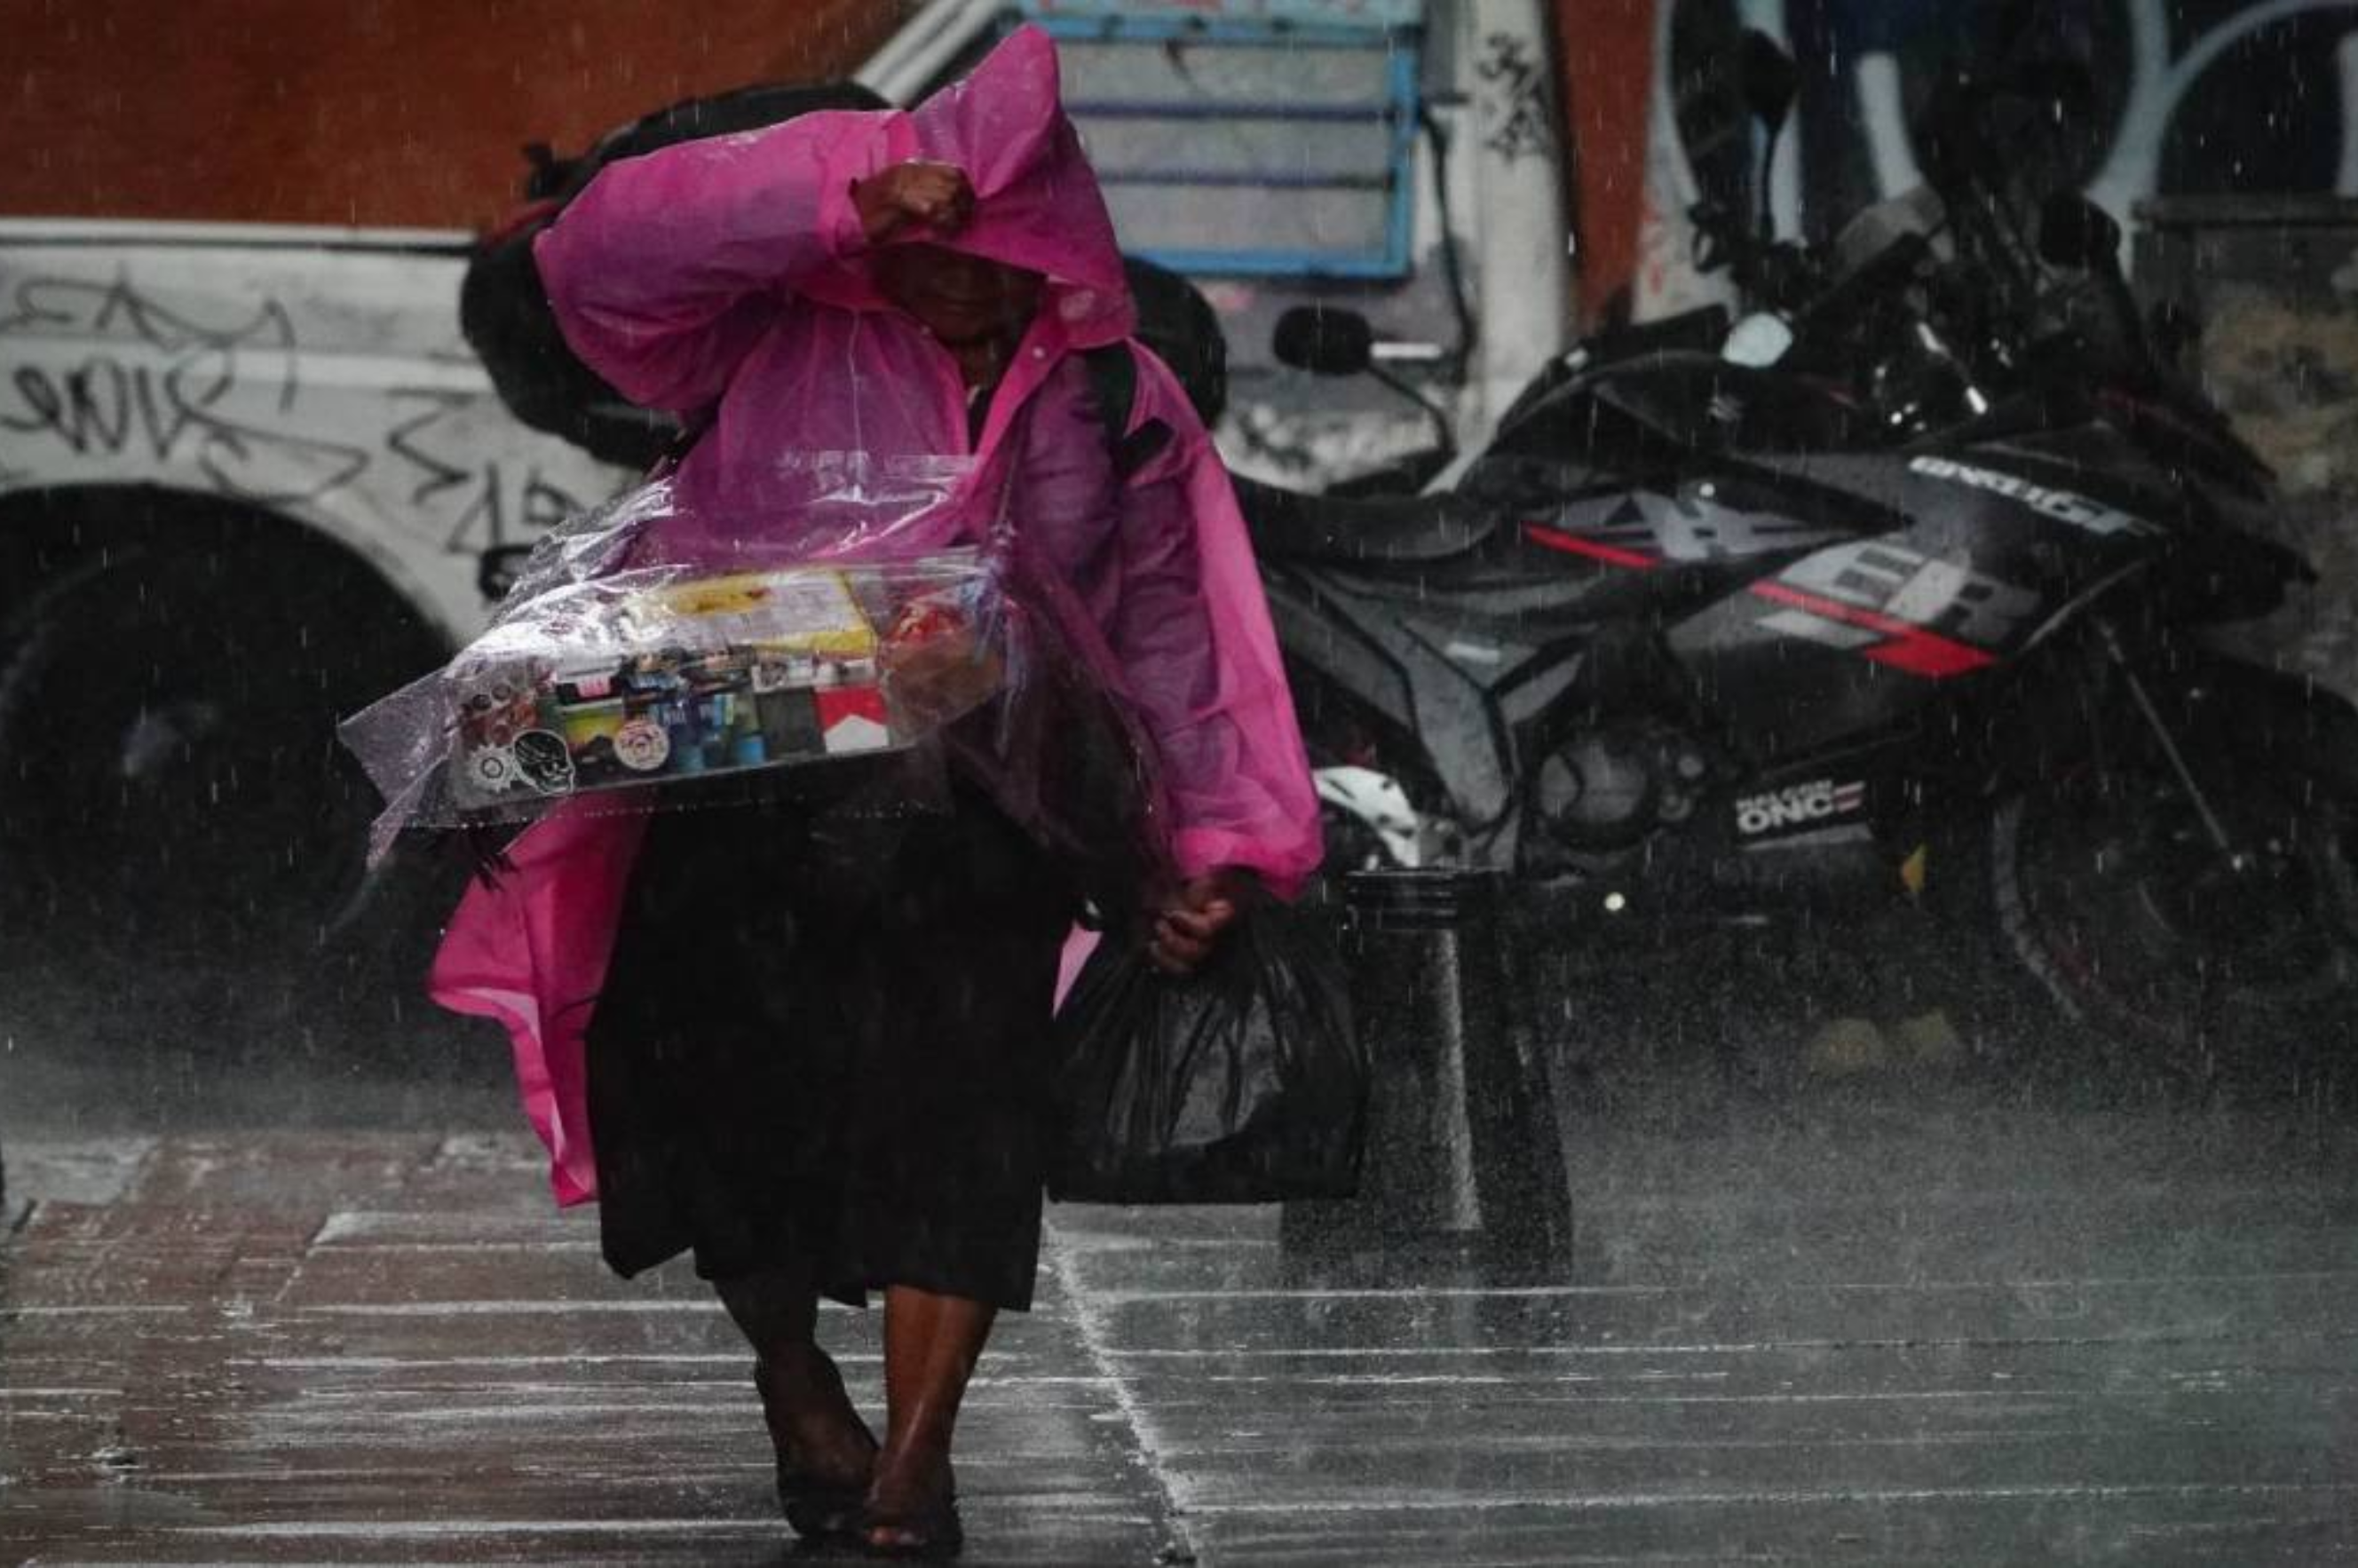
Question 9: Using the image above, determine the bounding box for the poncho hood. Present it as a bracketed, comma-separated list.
[806, 24, 1135, 349]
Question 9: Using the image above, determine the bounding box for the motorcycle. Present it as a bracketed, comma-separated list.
[1238, 41, 2358, 1078]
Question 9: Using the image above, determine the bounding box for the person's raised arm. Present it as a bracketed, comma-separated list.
[535, 106, 973, 416]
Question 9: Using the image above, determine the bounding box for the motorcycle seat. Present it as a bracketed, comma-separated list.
[1230, 476, 1503, 565]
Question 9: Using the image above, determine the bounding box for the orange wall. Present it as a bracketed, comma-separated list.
[1554, 0, 1657, 328]
[2, 0, 911, 230]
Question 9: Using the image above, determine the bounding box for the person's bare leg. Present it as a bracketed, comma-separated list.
[716, 1270, 874, 1492]
[867, 1284, 995, 1546]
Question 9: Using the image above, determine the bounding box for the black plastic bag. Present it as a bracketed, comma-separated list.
[1050, 906, 1366, 1205]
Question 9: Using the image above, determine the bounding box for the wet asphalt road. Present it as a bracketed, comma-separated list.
[5, 1006, 2358, 1563]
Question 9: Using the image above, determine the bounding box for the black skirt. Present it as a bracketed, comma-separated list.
[584, 784, 1075, 1311]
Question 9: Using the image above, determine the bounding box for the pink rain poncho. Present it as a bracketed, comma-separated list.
[429, 25, 1322, 1206]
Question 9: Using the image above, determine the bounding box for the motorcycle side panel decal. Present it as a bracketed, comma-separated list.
[1524, 523, 1659, 569]
[1907, 455, 2164, 539]
[1526, 491, 1849, 567]
[1751, 581, 1995, 677]
[1745, 536, 2043, 677]
[1756, 605, 1876, 651]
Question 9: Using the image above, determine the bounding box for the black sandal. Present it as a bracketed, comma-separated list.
[753, 1358, 876, 1542]
[858, 1494, 964, 1560]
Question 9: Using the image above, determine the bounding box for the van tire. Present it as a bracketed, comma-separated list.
[0, 517, 448, 1045]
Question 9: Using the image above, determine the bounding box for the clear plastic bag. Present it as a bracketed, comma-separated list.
[341, 456, 1053, 864]
[440, 550, 1001, 804]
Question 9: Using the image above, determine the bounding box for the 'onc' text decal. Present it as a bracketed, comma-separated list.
[1736, 778, 1867, 836]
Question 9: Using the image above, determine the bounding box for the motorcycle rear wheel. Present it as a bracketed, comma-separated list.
[1990, 741, 2358, 1086]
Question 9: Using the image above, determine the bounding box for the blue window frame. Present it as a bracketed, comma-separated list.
[1017, 3, 1424, 279]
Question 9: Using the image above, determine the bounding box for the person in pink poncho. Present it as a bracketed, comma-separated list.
[428, 26, 1318, 1559]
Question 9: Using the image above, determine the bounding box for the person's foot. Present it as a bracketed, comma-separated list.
[861, 1444, 961, 1558]
[753, 1350, 877, 1538]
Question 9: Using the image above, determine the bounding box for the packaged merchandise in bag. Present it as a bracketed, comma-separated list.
[1049, 906, 1365, 1206]
[443, 554, 1002, 812]
[340, 459, 1048, 861]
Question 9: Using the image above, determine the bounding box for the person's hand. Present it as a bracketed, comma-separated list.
[1148, 867, 1262, 976]
[852, 161, 975, 245]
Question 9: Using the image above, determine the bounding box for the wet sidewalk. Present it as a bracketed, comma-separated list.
[8, 1106, 2358, 1564]
[0, 1134, 1178, 1565]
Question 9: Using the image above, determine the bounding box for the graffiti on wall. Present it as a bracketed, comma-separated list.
[0, 276, 371, 504]
[1476, 30, 1560, 164]
[0, 271, 590, 552]
[384, 392, 587, 555]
